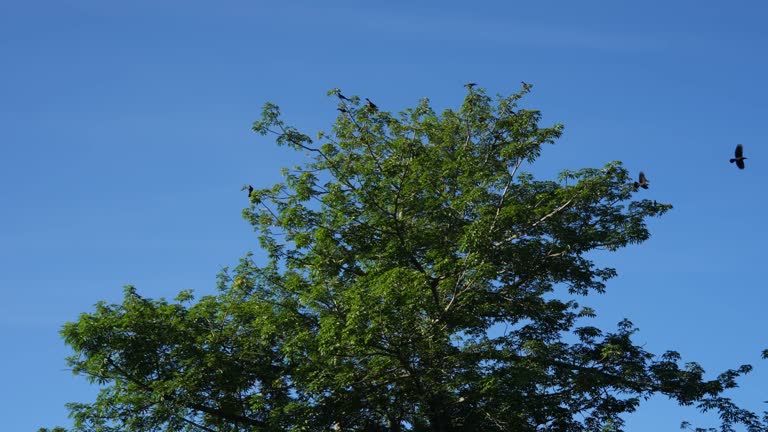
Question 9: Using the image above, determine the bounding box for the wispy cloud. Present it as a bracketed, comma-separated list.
[302, 6, 669, 52]
[362, 13, 668, 51]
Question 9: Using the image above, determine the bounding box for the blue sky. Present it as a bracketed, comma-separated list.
[2, 1, 766, 430]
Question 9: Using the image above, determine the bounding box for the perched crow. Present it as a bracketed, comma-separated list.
[247, 185, 254, 197]
[337, 92, 350, 101]
[365, 98, 378, 111]
[730, 144, 746, 169]
[464, 82, 477, 89]
[633, 172, 649, 190]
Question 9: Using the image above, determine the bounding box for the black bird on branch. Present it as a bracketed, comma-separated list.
[730, 144, 746, 169]
[633, 172, 649, 190]
[464, 82, 477, 89]
[337, 92, 350, 101]
[242, 185, 254, 199]
[365, 98, 378, 111]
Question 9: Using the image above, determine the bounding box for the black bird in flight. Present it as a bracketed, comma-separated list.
[365, 98, 378, 111]
[730, 144, 746, 169]
[464, 82, 477, 89]
[633, 172, 649, 190]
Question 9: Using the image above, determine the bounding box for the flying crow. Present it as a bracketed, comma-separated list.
[730, 144, 746, 169]
[633, 172, 649, 190]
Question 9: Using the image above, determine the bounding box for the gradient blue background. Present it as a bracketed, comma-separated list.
[1, 1, 766, 430]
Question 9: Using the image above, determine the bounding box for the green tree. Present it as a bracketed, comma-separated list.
[45, 85, 766, 432]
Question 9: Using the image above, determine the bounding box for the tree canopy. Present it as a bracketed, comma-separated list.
[44, 85, 767, 432]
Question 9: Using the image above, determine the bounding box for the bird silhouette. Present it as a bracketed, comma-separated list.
[464, 82, 477, 89]
[247, 185, 254, 197]
[365, 98, 378, 111]
[633, 172, 649, 190]
[730, 144, 746, 169]
[337, 92, 350, 101]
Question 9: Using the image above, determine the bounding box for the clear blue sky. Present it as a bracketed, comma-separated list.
[2, 1, 766, 430]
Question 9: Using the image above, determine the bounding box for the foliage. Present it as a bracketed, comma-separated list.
[43, 85, 766, 431]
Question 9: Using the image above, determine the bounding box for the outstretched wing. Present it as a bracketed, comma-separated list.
[638, 172, 647, 183]
[737, 159, 745, 169]
[735, 144, 743, 158]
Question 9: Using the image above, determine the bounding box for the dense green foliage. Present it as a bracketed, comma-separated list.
[44, 85, 766, 431]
